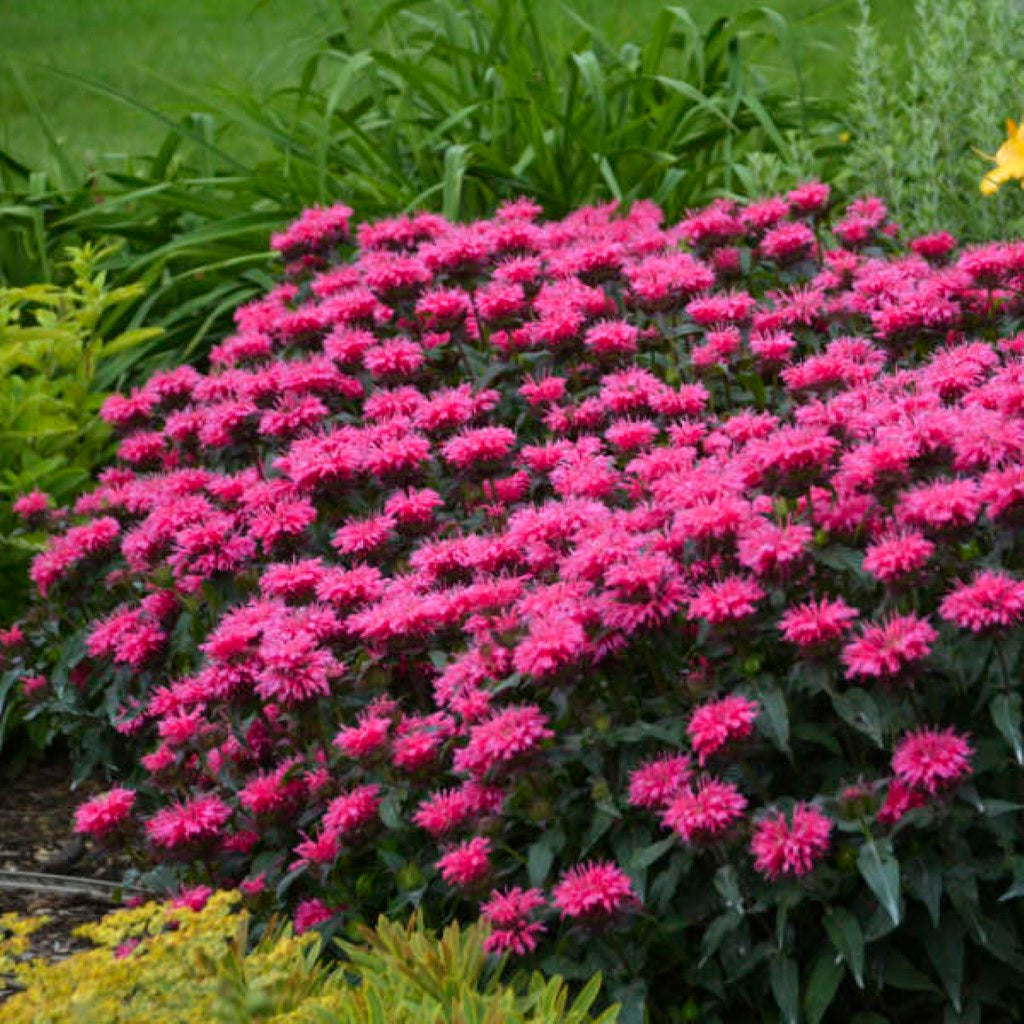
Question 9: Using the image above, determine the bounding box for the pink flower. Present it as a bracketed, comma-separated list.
[437, 836, 492, 888]
[627, 754, 693, 809]
[173, 885, 214, 911]
[293, 898, 335, 934]
[939, 571, 1024, 632]
[452, 705, 553, 778]
[74, 788, 136, 837]
[334, 714, 391, 759]
[552, 860, 637, 919]
[863, 530, 934, 582]
[146, 795, 231, 850]
[687, 695, 759, 765]
[662, 779, 747, 842]
[842, 614, 937, 679]
[891, 727, 973, 794]
[877, 778, 927, 825]
[779, 597, 858, 647]
[750, 804, 832, 880]
[13, 489, 51, 521]
[687, 576, 764, 624]
[481, 885, 547, 954]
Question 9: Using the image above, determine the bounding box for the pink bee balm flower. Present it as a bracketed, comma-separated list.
[293, 898, 335, 934]
[662, 779, 747, 842]
[145, 795, 231, 849]
[687, 695, 760, 765]
[627, 754, 693, 809]
[939, 571, 1024, 632]
[452, 704, 553, 778]
[750, 804, 833, 880]
[863, 529, 934, 583]
[876, 778, 927, 825]
[841, 614, 937, 679]
[480, 886, 547, 955]
[779, 597, 858, 647]
[892, 727, 973, 794]
[437, 836, 492, 888]
[552, 860, 638, 919]
[12, 489, 51, 521]
[687, 575, 764, 624]
[74, 787, 136, 837]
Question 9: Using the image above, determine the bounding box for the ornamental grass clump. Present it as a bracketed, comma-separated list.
[8, 185, 1024, 1020]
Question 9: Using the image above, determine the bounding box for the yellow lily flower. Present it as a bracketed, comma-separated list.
[979, 118, 1024, 195]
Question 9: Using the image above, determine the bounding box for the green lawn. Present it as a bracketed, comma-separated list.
[1, 0, 905, 171]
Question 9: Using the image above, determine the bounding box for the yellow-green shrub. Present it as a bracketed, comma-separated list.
[0, 894, 617, 1024]
[0, 242, 160, 626]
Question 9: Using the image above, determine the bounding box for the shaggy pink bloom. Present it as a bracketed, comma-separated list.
[437, 836, 492, 888]
[481, 886, 547, 955]
[842, 614, 937, 679]
[662, 779, 747, 842]
[892, 727, 973, 794]
[760, 222, 816, 263]
[442, 427, 517, 469]
[293, 898, 335, 934]
[13, 489, 51, 521]
[413, 787, 473, 836]
[910, 231, 956, 261]
[687, 695, 760, 765]
[627, 754, 693, 809]
[20, 674, 47, 698]
[787, 180, 830, 213]
[334, 714, 391, 759]
[779, 597, 858, 647]
[939, 571, 1024, 632]
[687, 576, 764, 624]
[453, 705, 553, 778]
[863, 529, 935, 582]
[74, 787, 136, 837]
[552, 860, 637, 919]
[322, 784, 380, 836]
[750, 804, 832, 880]
[877, 778, 927, 825]
[146, 795, 231, 849]
[173, 885, 214, 911]
[585, 320, 640, 356]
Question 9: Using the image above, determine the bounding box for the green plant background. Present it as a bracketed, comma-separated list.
[2, 0, 907, 169]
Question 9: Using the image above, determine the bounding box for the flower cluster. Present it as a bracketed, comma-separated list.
[10, 184, 1024, 1012]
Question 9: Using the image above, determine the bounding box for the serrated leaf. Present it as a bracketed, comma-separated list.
[527, 829, 564, 888]
[824, 907, 864, 988]
[858, 838, 901, 927]
[924, 918, 964, 1012]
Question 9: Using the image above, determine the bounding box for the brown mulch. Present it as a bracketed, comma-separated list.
[0, 756, 129, 974]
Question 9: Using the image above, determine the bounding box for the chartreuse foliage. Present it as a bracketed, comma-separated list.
[0, 893, 616, 1024]
[0, 0, 837, 370]
[0, 242, 160, 623]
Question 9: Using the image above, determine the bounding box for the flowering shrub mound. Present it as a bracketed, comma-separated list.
[7, 186, 1024, 1020]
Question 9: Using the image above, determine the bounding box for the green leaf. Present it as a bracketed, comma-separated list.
[804, 952, 844, 1024]
[769, 954, 800, 1024]
[924, 918, 964, 1012]
[757, 681, 790, 753]
[527, 829, 564, 888]
[990, 693, 1024, 765]
[824, 907, 864, 988]
[833, 690, 885, 748]
[858, 838, 901, 927]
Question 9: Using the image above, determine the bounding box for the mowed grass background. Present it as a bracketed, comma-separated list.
[2, 0, 906, 171]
